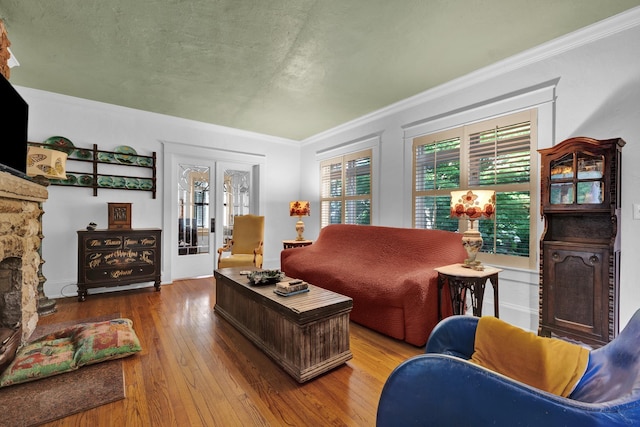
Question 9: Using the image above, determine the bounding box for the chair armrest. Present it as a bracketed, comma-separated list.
[377, 354, 619, 427]
[217, 240, 234, 256]
[253, 241, 264, 268]
[217, 240, 234, 269]
[425, 315, 478, 359]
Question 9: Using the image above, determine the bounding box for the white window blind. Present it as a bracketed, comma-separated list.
[413, 129, 460, 231]
[321, 149, 372, 227]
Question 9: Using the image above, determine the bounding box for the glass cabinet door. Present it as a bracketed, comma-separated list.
[576, 152, 604, 204]
[549, 152, 605, 205]
[550, 153, 574, 180]
[550, 182, 574, 205]
[550, 153, 574, 204]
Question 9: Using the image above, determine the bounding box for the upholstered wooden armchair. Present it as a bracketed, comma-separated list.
[217, 215, 264, 269]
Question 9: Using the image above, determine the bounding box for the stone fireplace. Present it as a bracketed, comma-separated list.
[0, 170, 48, 342]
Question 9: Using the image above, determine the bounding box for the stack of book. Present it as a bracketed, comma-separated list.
[274, 279, 309, 296]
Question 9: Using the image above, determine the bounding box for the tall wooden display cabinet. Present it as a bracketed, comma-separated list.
[538, 136, 624, 347]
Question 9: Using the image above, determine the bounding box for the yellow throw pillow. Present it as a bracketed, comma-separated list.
[470, 316, 588, 397]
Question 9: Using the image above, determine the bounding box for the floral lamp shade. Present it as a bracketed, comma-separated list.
[26, 146, 68, 180]
[450, 190, 496, 221]
[289, 201, 310, 218]
[289, 201, 310, 241]
[450, 190, 495, 270]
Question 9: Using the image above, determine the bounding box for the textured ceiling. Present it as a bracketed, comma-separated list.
[1, 1, 639, 140]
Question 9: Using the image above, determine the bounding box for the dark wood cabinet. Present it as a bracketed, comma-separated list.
[538, 137, 624, 346]
[77, 228, 161, 301]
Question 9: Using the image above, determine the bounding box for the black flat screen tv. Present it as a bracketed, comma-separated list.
[0, 73, 28, 176]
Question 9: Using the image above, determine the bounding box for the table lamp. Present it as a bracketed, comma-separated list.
[450, 190, 496, 270]
[289, 201, 310, 241]
[26, 146, 68, 181]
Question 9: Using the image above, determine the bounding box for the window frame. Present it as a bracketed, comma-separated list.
[320, 148, 373, 227]
[411, 108, 538, 269]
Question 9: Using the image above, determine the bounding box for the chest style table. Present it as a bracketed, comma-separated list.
[435, 263, 502, 320]
[214, 267, 352, 382]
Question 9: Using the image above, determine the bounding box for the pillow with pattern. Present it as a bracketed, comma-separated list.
[73, 318, 142, 367]
[0, 318, 142, 388]
[0, 334, 77, 387]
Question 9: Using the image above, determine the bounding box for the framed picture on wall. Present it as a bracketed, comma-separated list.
[108, 203, 132, 229]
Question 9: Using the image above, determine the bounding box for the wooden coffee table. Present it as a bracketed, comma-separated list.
[213, 267, 353, 382]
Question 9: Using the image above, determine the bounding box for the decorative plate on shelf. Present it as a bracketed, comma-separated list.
[78, 175, 94, 186]
[139, 179, 153, 190]
[49, 176, 69, 185]
[247, 270, 284, 286]
[44, 136, 75, 155]
[114, 146, 137, 164]
[125, 178, 140, 189]
[97, 152, 115, 162]
[97, 176, 114, 188]
[136, 156, 153, 167]
[112, 177, 126, 188]
[60, 174, 78, 185]
[74, 149, 93, 160]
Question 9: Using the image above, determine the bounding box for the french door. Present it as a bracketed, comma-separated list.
[162, 142, 264, 282]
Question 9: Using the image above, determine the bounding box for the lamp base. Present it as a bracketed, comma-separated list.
[461, 228, 484, 270]
[295, 219, 305, 241]
[461, 259, 485, 271]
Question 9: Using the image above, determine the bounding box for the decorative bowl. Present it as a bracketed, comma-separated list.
[247, 270, 284, 285]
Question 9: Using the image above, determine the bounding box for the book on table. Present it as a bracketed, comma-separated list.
[275, 280, 309, 295]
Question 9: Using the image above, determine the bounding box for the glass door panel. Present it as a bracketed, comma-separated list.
[550, 183, 574, 205]
[577, 153, 604, 179]
[222, 169, 251, 244]
[550, 154, 574, 180]
[178, 164, 210, 256]
[577, 181, 603, 204]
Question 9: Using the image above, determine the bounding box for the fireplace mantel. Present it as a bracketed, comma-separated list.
[0, 170, 48, 342]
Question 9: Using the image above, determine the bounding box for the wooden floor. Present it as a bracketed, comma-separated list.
[37, 277, 423, 426]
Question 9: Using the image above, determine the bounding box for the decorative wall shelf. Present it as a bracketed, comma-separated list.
[28, 142, 157, 198]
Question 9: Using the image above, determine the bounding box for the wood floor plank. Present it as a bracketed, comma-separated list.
[35, 276, 422, 426]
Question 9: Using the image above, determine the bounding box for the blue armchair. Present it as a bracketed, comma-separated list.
[377, 310, 640, 426]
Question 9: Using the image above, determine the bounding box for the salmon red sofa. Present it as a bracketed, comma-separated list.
[280, 224, 467, 346]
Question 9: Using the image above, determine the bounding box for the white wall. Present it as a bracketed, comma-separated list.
[18, 88, 300, 299]
[298, 9, 640, 332]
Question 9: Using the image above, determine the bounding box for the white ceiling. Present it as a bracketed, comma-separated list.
[2, 1, 639, 140]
